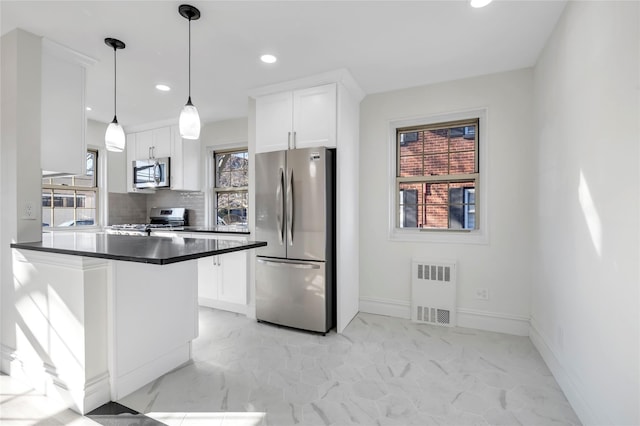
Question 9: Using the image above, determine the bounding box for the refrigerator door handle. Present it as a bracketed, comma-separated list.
[287, 168, 294, 246]
[276, 167, 285, 245]
[257, 258, 320, 270]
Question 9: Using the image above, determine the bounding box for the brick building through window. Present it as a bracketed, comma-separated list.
[396, 119, 479, 230]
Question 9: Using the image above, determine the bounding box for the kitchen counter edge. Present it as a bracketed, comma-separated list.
[11, 233, 266, 265]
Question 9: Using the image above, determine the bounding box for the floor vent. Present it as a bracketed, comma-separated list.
[411, 260, 456, 327]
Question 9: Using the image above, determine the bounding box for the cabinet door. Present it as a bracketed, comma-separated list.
[293, 83, 337, 149]
[198, 256, 220, 302]
[41, 42, 87, 175]
[169, 125, 200, 191]
[135, 130, 153, 160]
[152, 127, 172, 158]
[218, 250, 247, 305]
[126, 133, 137, 193]
[255, 91, 293, 153]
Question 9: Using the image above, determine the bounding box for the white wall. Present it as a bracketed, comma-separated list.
[1, 29, 44, 371]
[531, 2, 639, 425]
[359, 69, 534, 335]
[199, 117, 249, 225]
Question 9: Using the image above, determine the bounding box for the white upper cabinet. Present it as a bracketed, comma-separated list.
[125, 125, 200, 192]
[170, 125, 200, 191]
[134, 127, 171, 160]
[293, 84, 337, 149]
[41, 39, 95, 176]
[255, 83, 337, 153]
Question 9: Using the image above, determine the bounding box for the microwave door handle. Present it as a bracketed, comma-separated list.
[287, 168, 294, 246]
[276, 167, 284, 246]
[153, 161, 161, 184]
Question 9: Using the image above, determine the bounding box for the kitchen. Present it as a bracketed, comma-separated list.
[1, 1, 639, 425]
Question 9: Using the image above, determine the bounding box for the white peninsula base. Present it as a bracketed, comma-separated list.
[10, 249, 198, 414]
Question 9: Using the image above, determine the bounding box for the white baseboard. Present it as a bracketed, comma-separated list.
[2, 344, 110, 414]
[529, 318, 599, 426]
[112, 343, 190, 401]
[198, 297, 247, 315]
[359, 297, 529, 336]
[1, 344, 20, 375]
[457, 308, 529, 336]
[359, 297, 411, 319]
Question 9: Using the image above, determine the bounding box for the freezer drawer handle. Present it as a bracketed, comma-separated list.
[257, 259, 320, 269]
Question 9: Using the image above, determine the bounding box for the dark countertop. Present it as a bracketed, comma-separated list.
[11, 232, 266, 265]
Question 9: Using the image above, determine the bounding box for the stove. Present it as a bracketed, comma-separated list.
[106, 207, 188, 236]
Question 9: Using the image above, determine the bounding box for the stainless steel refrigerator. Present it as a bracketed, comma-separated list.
[255, 147, 335, 333]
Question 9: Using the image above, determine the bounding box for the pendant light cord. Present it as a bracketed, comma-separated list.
[113, 46, 117, 117]
[188, 17, 192, 99]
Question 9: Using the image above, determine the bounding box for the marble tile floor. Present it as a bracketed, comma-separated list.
[1, 307, 581, 425]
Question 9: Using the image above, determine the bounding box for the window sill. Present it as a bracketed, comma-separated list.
[389, 227, 488, 245]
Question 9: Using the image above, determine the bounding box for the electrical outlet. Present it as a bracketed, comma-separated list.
[22, 202, 36, 220]
[474, 288, 489, 300]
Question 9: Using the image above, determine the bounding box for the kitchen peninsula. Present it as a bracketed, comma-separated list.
[10, 233, 266, 414]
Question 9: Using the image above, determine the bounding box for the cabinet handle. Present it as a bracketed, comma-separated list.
[148, 147, 152, 159]
[287, 132, 291, 150]
[292, 131, 296, 149]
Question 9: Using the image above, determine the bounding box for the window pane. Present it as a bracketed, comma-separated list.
[425, 204, 448, 228]
[450, 126, 476, 152]
[424, 129, 448, 154]
[42, 207, 51, 227]
[399, 155, 422, 177]
[53, 208, 75, 227]
[215, 150, 248, 188]
[424, 154, 448, 176]
[449, 182, 476, 230]
[53, 190, 75, 208]
[216, 191, 247, 225]
[449, 151, 476, 174]
[216, 193, 229, 208]
[230, 170, 247, 187]
[76, 191, 96, 209]
[75, 209, 96, 226]
[42, 190, 52, 207]
[399, 132, 422, 157]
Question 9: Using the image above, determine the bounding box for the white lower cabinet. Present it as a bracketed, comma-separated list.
[150, 231, 248, 314]
[192, 233, 248, 314]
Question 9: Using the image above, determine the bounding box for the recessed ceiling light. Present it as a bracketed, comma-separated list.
[260, 54, 277, 64]
[85, 106, 92, 111]
[470, 0, 493, 8]
[156, 84, 171, 92]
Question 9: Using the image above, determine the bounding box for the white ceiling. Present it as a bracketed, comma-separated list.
[1, 0, 566, 131]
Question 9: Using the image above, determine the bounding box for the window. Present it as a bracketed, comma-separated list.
[396, 118, 479, 231]
[214, 149, 248, 225]
[42, 150, 97, 227]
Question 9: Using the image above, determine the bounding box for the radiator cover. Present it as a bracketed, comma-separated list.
[411, 260, 457, 327]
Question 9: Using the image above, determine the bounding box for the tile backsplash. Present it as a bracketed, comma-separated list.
[147, 190, 205, 226]
[108, 193, 147, 225]
[108, 191, 206, 226]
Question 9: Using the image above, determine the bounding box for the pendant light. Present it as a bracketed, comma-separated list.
[104, 37, 126, 152]
[178, 4, 201, 140]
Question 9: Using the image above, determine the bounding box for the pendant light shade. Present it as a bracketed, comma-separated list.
[178, 4, 201, 140]
[105, 118, 125, 152]
[104, 38, 126, 152]
[179, 97, 201, 140]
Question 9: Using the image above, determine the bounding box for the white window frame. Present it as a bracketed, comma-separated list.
[388, 108, 489, 244]
[204, 142, 248, 228]
[42, 147, 102, 231]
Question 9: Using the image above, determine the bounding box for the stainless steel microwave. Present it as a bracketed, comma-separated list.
[133, 157, 170, 189]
